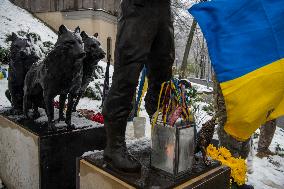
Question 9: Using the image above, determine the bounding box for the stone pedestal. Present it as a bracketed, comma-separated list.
[0, 114, 106, 189]
[78, 139, 231, 189]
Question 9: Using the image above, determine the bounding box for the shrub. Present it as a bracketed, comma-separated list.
[0, 47, 10, 64]
[42, 41, 54, 55]
[27, 32, 41, 42]
[17, 30, 27, 37]
[83, 86, 102, 101]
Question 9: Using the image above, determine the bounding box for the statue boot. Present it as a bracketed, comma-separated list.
[103, 120, 141, 173]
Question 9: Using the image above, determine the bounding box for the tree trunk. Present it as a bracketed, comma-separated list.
[180, 0, 207, 78]
[199, 37, 206, 79]
[180, 20, 197, 78]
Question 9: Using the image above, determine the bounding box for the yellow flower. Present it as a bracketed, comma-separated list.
[206, 144, 219, 159]
[228, 157, 238, 164]
[207, 144, 217, 154]
[218, 146, 232, 159]
[206, 145, 247, 186]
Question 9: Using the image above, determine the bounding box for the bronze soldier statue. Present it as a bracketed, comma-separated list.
[102, 0, 174, 172]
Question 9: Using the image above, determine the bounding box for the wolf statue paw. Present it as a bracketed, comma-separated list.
[48, 120, 57, 132]
[66, 123, 75, 130]
[32, 110, 41, 119]
[25, 110, 40, 120]
[10, 108, 23, 115]
[65, 119, 75, 130]
[58, 116, 65, 122]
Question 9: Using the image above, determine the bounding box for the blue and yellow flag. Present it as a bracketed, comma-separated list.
[189, 0, 284, 140]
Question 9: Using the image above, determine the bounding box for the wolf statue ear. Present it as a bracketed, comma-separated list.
[58, 25, 68, 35]
[80, 31, 88, 40]
[11, 32, 18, 41]
[74, 26, 80, 34]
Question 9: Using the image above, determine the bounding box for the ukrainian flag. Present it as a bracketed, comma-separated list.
[189, 0, 284, 141]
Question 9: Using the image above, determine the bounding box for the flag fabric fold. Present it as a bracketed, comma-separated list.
[189, 0, 284, 140]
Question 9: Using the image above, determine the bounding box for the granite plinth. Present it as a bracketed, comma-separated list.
[79, 139, 231, 189]
[0, 113, 106, 189]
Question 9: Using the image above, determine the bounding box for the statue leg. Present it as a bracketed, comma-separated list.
[102, 0, 157, 172]
[5, 89, 11, 103]
[72, 93, 82, 112]
[23, 92, 29, 118]
[32, 106, 40, 119]
[59, 94, 67, 121]
[145, 8, 175, 118]
[43, 91, 56, 131]
[65, 94, 76, 129]
[9, 84, 24, 114]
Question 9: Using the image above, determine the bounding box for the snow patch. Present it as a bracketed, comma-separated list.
[82, 150, 103, 157]
[0, 0, 56, 48]
[247, 128, 284, 188]
[35, 109, 103, 129]
[0, 178, 4, 189]
[192, 82, 213, 93]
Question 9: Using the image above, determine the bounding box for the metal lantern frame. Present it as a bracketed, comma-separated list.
[151, 120, 196, 180]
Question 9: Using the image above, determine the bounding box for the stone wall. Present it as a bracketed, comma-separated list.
[35, 10, 117, 64]
[10, 0, 119, 15]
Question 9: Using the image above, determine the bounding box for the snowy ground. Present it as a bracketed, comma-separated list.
[0, 0, 57, 48]
[191, 82, 213, 93]
[248, 128, 284, 189]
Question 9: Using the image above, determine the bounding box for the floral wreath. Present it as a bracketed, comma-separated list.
[206, 144, 247, 187]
